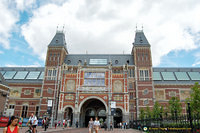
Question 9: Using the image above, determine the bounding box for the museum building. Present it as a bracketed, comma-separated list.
[0, 30, 200, 127]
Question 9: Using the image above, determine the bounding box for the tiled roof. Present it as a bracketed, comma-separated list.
[133, 30, 150, 46]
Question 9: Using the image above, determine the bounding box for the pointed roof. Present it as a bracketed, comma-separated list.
[133, 30, 150, 46]
[48, 31, 67, 48]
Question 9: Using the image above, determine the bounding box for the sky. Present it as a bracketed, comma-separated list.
[0, 0, 200, 67]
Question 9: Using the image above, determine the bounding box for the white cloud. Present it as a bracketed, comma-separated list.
[21, 0, 200, 66]
[5, 62, 41, 67]
[15, 0, 36, 11]
[0, 51, 4, 54]
[0, 0, 19, 49]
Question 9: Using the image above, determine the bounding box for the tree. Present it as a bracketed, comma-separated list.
[145, 106, 152, 119]
[139, 108, 145, 120]
[169, 97, 182, 118]
[187, 82, 200, 114]
[152, 101, 161, 119]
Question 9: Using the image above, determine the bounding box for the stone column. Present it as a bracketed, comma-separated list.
[123, 113, 130, 123]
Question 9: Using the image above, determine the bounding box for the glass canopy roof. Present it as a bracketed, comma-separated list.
[175, 72, 190, 80]
[13, 71, 28, 79]
[153, 72, 162, 80]
[188, 72, 200, 80]
[26, 71, 41, 79]
[89, 59, 107, 65]
[4, 71, 16, 79]
[161, 72, 176, 80]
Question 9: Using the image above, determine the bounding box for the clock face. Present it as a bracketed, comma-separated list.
[65, 80, 75, 92]
[113, 80, 123, 93]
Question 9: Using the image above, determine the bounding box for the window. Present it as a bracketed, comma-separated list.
[26, 71, 40, 79]
[3, 71, 16, 79]
[47, 69, 57, 80]
[89, 59, 107, 65]
[130, 92, 133, 99]
[137, 53, 140, 61]
[21, 105, 28, 118]
[145, 53, 148, 61]
[144, 99, 149, 105]
[139, 70, 149, 81]
[14, 71, 28, 79]
[35, 106, 39, 116]
[84, 72, 105, 86]
[143, 89, 149, 95]
[9, 105, 15, 109]
[129, 83, 133, 89]
[47, 88, 53, 94]
[169, 91, 176, 97]
[128, 69, 134, 77]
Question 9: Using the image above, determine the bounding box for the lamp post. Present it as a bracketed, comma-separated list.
[187, 102, 193, 133]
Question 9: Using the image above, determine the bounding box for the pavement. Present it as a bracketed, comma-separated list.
[0, 127, 143, 133]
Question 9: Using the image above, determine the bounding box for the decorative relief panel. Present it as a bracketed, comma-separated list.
[169, 91, 176, 97]
[180, 90, 191, 100]
[10, 88, 21, 97]
[113, 80, 123, 93]
[65, 94, 74, 100]
[113, 95, 123, 101]
[155, 90, 165, 101]
[65, 80, 75, 92]
[24, 90, 31, 95]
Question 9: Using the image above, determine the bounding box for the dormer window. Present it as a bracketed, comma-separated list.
[56, 40, 58, 43]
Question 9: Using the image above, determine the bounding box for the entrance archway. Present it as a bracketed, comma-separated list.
[79, 98, 107, 127]
[64, 107, 73, 126]
[114, 108, 123, 128]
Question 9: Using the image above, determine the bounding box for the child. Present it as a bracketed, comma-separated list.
[3, 116, 19, 133]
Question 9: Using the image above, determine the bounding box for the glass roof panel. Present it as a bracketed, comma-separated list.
[175, 72, 190, 80]
[0, 71, 5, 75]
[39, 72, 44, 79]
[26, 71, 40, 79]
[13, 71, 28, 79]
[188, 72, 200, 80]
[89, 59, 107, 65]
[3, 71, 16, 79]
[153, 72, 162, 80]
[161, 72, 176, 80]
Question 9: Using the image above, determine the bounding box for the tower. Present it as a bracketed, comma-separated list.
[39, 31, 68, 120]
[132, 29, 154, 118]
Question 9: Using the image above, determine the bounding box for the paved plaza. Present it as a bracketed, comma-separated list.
[0, 127, 142, 133]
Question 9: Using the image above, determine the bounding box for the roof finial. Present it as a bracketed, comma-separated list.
[56, 24, 59, 32]
[142, 24, 143, 31]
[136, 23, 138, 31]
[62, 24, 65, 32]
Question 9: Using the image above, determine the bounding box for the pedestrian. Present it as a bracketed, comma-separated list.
[76, 121, 79, 128]
[18, 116, 23, 129]
[103, 121, 107, 131]
[58, 120, 61, 127]
[110, 122, 113, 131]
[88, 118, 94, 133]
[65, 119, 68, 128]
[44, 117, 49, 131]
[120, 122, 122, 129]
[93, 117, 100, 133]
[42, 118, 45, 128]
[54, 120, 57, 129]
[63, 119, 65, 129]
[3, 116, 19, 133]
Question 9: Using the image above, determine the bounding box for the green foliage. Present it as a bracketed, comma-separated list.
[145, 106, 152, 118]
[152, 101, 161, 119]
[187, 82, 200, 114]
[169, 97, 182, 117]
[139, 108, 145, 120]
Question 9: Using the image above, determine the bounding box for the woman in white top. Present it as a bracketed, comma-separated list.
[93, 117, 100, 133]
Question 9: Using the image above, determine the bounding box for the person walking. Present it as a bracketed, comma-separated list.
[103, 121, 107, 131]
[76, 121, 79, 128]
[18, 117, 23, 129]
[88, 118, 94, 133]
[93, 117, 100, 133]
[44, 117, 49, 131]
[3, 116, 19, 133]
[62, 119, 65, 129]
[110, 122, 113, 131]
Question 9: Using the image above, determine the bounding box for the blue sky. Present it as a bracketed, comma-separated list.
[0, 0, 200, 67]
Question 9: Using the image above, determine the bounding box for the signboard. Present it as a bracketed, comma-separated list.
[111, 108, 116, 116]
[48, 100, 52, 107]
[111, 101, 116, 108]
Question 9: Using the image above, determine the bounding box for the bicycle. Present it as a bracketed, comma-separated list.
[25, 125, 37, 133]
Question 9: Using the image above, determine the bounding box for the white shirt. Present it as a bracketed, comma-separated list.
[93, 120, 100, 126]
[29, 116, 37, 125]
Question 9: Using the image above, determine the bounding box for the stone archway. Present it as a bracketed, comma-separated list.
[79, 97, 108, 127]
[114, 108, 123, 128]
[64, 107, 73, 126]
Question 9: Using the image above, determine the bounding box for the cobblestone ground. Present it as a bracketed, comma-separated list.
[0, 127, 143, 133]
